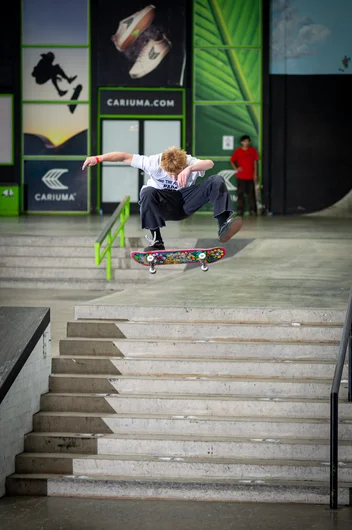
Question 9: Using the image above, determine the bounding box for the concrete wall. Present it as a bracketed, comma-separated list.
[0, 325, 51, 497]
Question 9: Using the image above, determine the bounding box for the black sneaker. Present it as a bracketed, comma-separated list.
[218, 214, 243, 243]
[144, 240, 165, 252]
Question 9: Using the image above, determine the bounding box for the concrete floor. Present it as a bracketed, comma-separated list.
[1, 213, 352, 239]
[0, 497, 351, 530]
[1, 216, 352, 525]
[1, 215, 352, 320]
[78, 226, 352, 311]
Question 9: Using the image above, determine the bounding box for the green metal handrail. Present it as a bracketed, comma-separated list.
[95, 196, 130, 280]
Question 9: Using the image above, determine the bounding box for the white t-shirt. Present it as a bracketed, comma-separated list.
[131, 153, 205, 191]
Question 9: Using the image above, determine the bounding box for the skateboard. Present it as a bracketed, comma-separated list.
[131, 247, 226, 275]
[255, 182, 264, 215]
[68, 84, 83, 114]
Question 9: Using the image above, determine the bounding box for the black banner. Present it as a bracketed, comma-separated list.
[96, 0, 187, 87]
[24, 160, 88, 212]
[100, 89, 183, 115]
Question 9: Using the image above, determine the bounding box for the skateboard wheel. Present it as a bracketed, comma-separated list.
[149, 267, 156, 274]
[198, 252, 206, 260]
[147, 255, 154, 263]
[201, 264, 209, 272]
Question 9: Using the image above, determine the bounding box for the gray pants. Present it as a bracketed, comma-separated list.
[139, 175, 233, 230]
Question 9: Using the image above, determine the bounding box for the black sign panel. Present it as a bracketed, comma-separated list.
[24, 160, 88, 212]
[100, 89, 183, 116]
[96, 0, 187, 87]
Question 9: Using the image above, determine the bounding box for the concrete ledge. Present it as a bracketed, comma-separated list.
[0, 322, 51, 497]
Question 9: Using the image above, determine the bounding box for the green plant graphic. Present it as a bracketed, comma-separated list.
[195, 104, 260, 156]
[195, 0, 260, 48]
[195, 48, 261, 104]
[194, 0, 261, 154]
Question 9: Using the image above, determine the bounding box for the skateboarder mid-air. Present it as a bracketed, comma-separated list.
[82, 147, 242, 251]
[32, 52, 77, 97]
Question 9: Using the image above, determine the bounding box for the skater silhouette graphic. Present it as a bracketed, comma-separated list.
[32, 52, 77, 97]
[338, 55, 351, 73]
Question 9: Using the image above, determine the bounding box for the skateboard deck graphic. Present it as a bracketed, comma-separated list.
[131, 247, 226, 274]
[68, 84, 83, 114]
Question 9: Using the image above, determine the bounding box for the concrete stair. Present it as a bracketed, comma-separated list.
[6, 308, 352, 504]
[0, 235, 192, 290]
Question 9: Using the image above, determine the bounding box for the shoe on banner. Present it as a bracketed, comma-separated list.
[129, 35, 171, 79]
[111, 4, 156, 52]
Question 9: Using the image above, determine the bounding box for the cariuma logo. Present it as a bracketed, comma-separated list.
[1, 189, 14, 197]
[42, 169, 68, 190]
[36, 168, 75, 202]
[148, 46, 160, 60]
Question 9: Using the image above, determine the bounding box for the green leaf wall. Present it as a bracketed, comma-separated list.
[193, 0, 262, 212]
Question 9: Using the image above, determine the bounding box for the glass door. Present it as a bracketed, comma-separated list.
[101, 120, 140, 210]
[100, 118, 182, 213]
[143, 120, 182, 185]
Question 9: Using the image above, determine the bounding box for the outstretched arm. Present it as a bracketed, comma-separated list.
[82, 152, 133, 170]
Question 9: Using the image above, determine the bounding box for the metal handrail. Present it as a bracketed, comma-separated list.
[330, 287, 352, 509]
[95, 196, 130, 280]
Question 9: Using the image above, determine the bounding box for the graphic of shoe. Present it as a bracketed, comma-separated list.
[129, 35, 171, 79]
[111, 4, 156, 52]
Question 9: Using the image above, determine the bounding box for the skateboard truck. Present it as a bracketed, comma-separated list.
[198, 252, 208, 272]
[147, 254, 156, 274]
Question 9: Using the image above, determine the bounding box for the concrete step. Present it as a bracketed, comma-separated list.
[59, 338, 125, 356]
[0, 255, 185, 270]
[14, 453, 352, 482]
[0, 235, 196, 249]
[66, 320, 342, 342]
[74, 305, 346, 324]
[48, 373, 345, 400]
[59, 337, 339, 359]
[0, 235, 96, 247]
[0, 278, 124, 291]
[23, 432, 352, 461]
[0, 266, 181, 281]
[39, 393, 352, 419]
[0, 246, 130, 258]
[6, 473, 351, 504]
[33, 411, 352, 440]
[52, 356, 344, 379]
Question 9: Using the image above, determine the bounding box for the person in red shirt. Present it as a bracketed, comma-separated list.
[230, 135, 259, 216]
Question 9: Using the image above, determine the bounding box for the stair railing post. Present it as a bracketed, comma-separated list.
[330, 392, 339, 509]
[106, 231, 112, 281]
[348, 323, 352, 403]
[120, 210, 125, 248]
